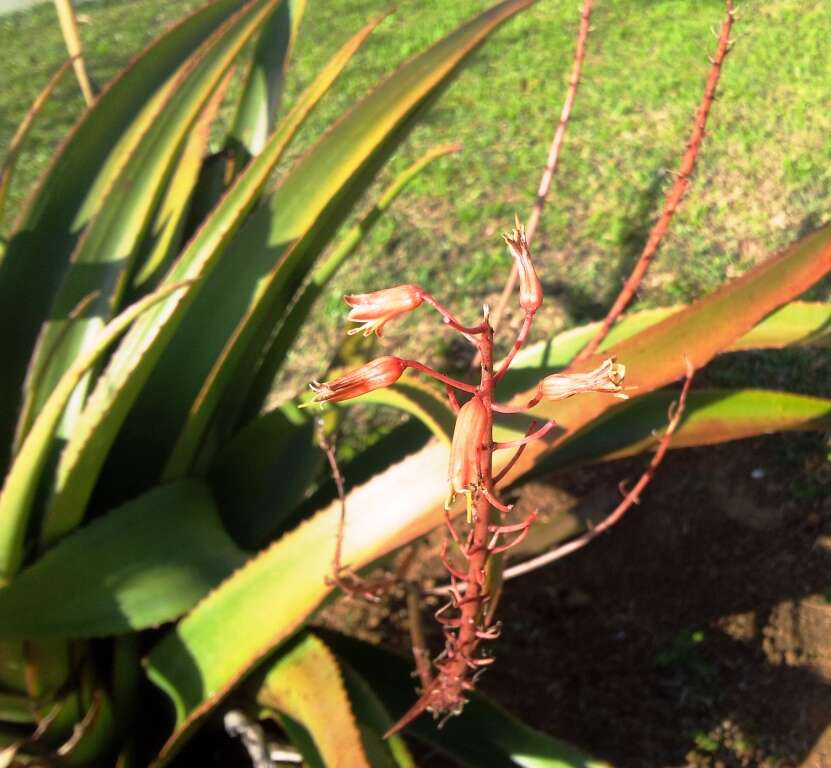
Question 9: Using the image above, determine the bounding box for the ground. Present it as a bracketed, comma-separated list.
[322, 426, 831, 767]
[2, 0, 831, 765]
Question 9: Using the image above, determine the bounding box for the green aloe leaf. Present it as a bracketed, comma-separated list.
[537, 388, 831, 476]
[132, 70, 233, 289]
[143, 0, 531, 482]
[239, 142, 462, 423]
[144, 436, 451, 758]
[337, 661, 415, 768]
[229, 0, 306, 160]
[253, 633, 372, 768]
[208, 403, 324, 549]
[145, 227, 831, 753]
[0, 480, 244, 638]
[0, 0, 253, 474]
[18, 0, 284, 452]
[39, 15, 383, 542]
[321, 630, 608, 768]
[0, 281, 191, 582]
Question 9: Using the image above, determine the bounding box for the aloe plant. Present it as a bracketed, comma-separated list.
[0, 0, 829, 766]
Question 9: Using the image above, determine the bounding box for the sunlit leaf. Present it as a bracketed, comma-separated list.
[253, 633, 371, 768]
[0, 0, 253, 474]
[0, 481, 244, 637]
[536, 388, 831, 476]
[239, 142, 461, 422]
[41, 14, 384, 540]
[19, 0, 285, 455]
[229, 0, 306, 159]
[0, 282, 191, 581]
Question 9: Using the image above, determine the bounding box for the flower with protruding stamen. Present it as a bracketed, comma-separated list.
[304, 356, 406, 406]
[344, 284, 423, 337]
[503, 222, 542, 314]
[540, 358, 627, 400]
[447, 395, 489, 521]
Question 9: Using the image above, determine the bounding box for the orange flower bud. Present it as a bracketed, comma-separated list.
[306, 356, 406, 405]
[447, 395, 489, 520]
[540, 358, 627, 401]
[344, 284, 423, 337]
[503, 223, 542, 314]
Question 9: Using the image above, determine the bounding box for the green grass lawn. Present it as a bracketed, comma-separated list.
[2, 0, 830, 378]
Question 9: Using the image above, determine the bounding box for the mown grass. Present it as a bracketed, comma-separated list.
[2, 0, 830, 381]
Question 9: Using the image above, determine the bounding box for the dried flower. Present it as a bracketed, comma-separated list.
[305, 356, 406, 405]
[446, 394, 489, 520]
[540, 357, 627, 400]
[344, 284, 424, 337]
[503, 222, 542, 314]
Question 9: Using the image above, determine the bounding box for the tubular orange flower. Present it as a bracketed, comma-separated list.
[503, 222, 542, 314]
[305, 356, 406, 405]
[344, 284, 424, 337]
[446, 394, 489, 521]
[540, 357, 627, 400]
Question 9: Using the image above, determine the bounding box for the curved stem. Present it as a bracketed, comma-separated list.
[494, 312, 534, 383]
[492, 389, 543, 414]
[421, 292, 488, 335]
[493, 419, 557, 450]
[402, 360, 477, 393]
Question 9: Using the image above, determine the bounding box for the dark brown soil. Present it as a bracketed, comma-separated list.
[321, 430, 831, 767]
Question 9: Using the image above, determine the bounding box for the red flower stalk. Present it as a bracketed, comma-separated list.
[305, 356, 406, 405]
[446, 395, 489, 521]
[539, 357, 627, 400]
[502, 223, 542, 314]
[344, 284, 424, 337]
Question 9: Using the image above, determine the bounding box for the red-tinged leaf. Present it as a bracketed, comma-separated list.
[536, 388, 831, 475]
[499, 224, 831, 483]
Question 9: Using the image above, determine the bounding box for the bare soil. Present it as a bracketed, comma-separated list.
[322, 431, 831, 767]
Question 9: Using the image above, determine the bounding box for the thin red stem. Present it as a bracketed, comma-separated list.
[492, 390, 543, 414]
[402, 360, 477, 394]
[421, 292, 489, 336]
[502, 362, 694, 581]
[493, 419, 557, 451]
[494, 312, 535, 383]
[575, 1, 734, 362]
[446, 385, 461, 414]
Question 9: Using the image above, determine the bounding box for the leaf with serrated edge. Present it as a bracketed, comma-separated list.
[0, 480, 244, 638]
[145, 226, 831, 759]
[0, 281, 191, 582]
[536, 388, 831, 476]
[254, 634, 370, 768]
[19, 0, 283, 454]
[39, 15, 384, 544]
[140, 0, 530, 481]
[0, 0, 252, 474]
